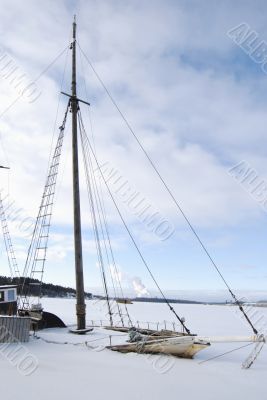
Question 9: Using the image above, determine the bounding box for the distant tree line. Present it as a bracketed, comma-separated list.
[93, 295, 203, 304]
[0, 276, 92, 299]
[131, 297, 202, 304]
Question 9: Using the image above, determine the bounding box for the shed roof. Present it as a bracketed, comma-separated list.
[0, 285, 17, 290]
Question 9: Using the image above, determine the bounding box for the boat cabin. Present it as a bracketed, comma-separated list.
[0, 285, 18, 315]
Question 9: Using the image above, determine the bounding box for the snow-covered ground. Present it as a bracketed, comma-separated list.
[1, 298, 266, 400]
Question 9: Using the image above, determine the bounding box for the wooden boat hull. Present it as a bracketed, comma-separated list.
[19, 309, 66, 329]
[104, 326, 183, 337]
[116, 299, 133, 305]
[107, 336, 210, 359]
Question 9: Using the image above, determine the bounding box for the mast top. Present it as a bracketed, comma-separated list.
[73, 15, 76, 40]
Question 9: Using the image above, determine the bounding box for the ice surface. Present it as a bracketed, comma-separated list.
[1, 298, 266, 400]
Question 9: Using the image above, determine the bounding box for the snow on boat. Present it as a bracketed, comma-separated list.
[107, 335, 210, 358]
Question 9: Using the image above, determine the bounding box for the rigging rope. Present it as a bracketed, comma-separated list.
[75, 50, 133, 325]
[47, 32, 73, 208]
[20, 102, 70, 308]
[77, 43, 258, 335]
[79, 118, 131, 326]
[78, 110, 191, 335]
[78, 113, 113, 326]
[85, 144, 124, 325]
[242, 336, 265, 369]
[45, 42, 70, 181]
[96, 187, 132, 326]
[0, 192, 20, 279]
[0, 131, 9, 167]
[199, 342, 254, 364]
[0, 45, 70, 122]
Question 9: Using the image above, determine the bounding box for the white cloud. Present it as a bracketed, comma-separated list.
[1, 0, 267, 289]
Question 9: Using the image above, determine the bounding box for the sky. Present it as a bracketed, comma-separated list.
[0, 0, 267, 301]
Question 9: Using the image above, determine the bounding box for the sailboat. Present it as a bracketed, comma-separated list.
[1, 17, 265, 363]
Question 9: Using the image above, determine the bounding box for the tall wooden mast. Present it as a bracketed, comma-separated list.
[71, 16, 86, 330]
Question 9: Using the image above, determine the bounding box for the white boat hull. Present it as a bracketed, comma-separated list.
[108, 335, 210, 358]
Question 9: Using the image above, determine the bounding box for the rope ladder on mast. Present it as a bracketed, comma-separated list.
[0, 193, 20, 280]
[20, 102, 70, 310]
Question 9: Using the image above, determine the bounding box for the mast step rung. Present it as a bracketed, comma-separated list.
[43, 192, 55, 197]
[45, 179, 56, 184]
[45, 179, 56, 186]
[44, 183, 55, 189]
[43, 191, 55, 197]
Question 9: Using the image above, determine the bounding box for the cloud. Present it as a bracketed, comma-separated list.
[0, 0, 267, 289]
[2, 0, 266, 230]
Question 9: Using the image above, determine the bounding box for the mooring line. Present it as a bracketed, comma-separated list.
[199, 342, 254, 364]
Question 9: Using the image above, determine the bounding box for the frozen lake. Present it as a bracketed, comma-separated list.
[1, 298, 266, 400]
